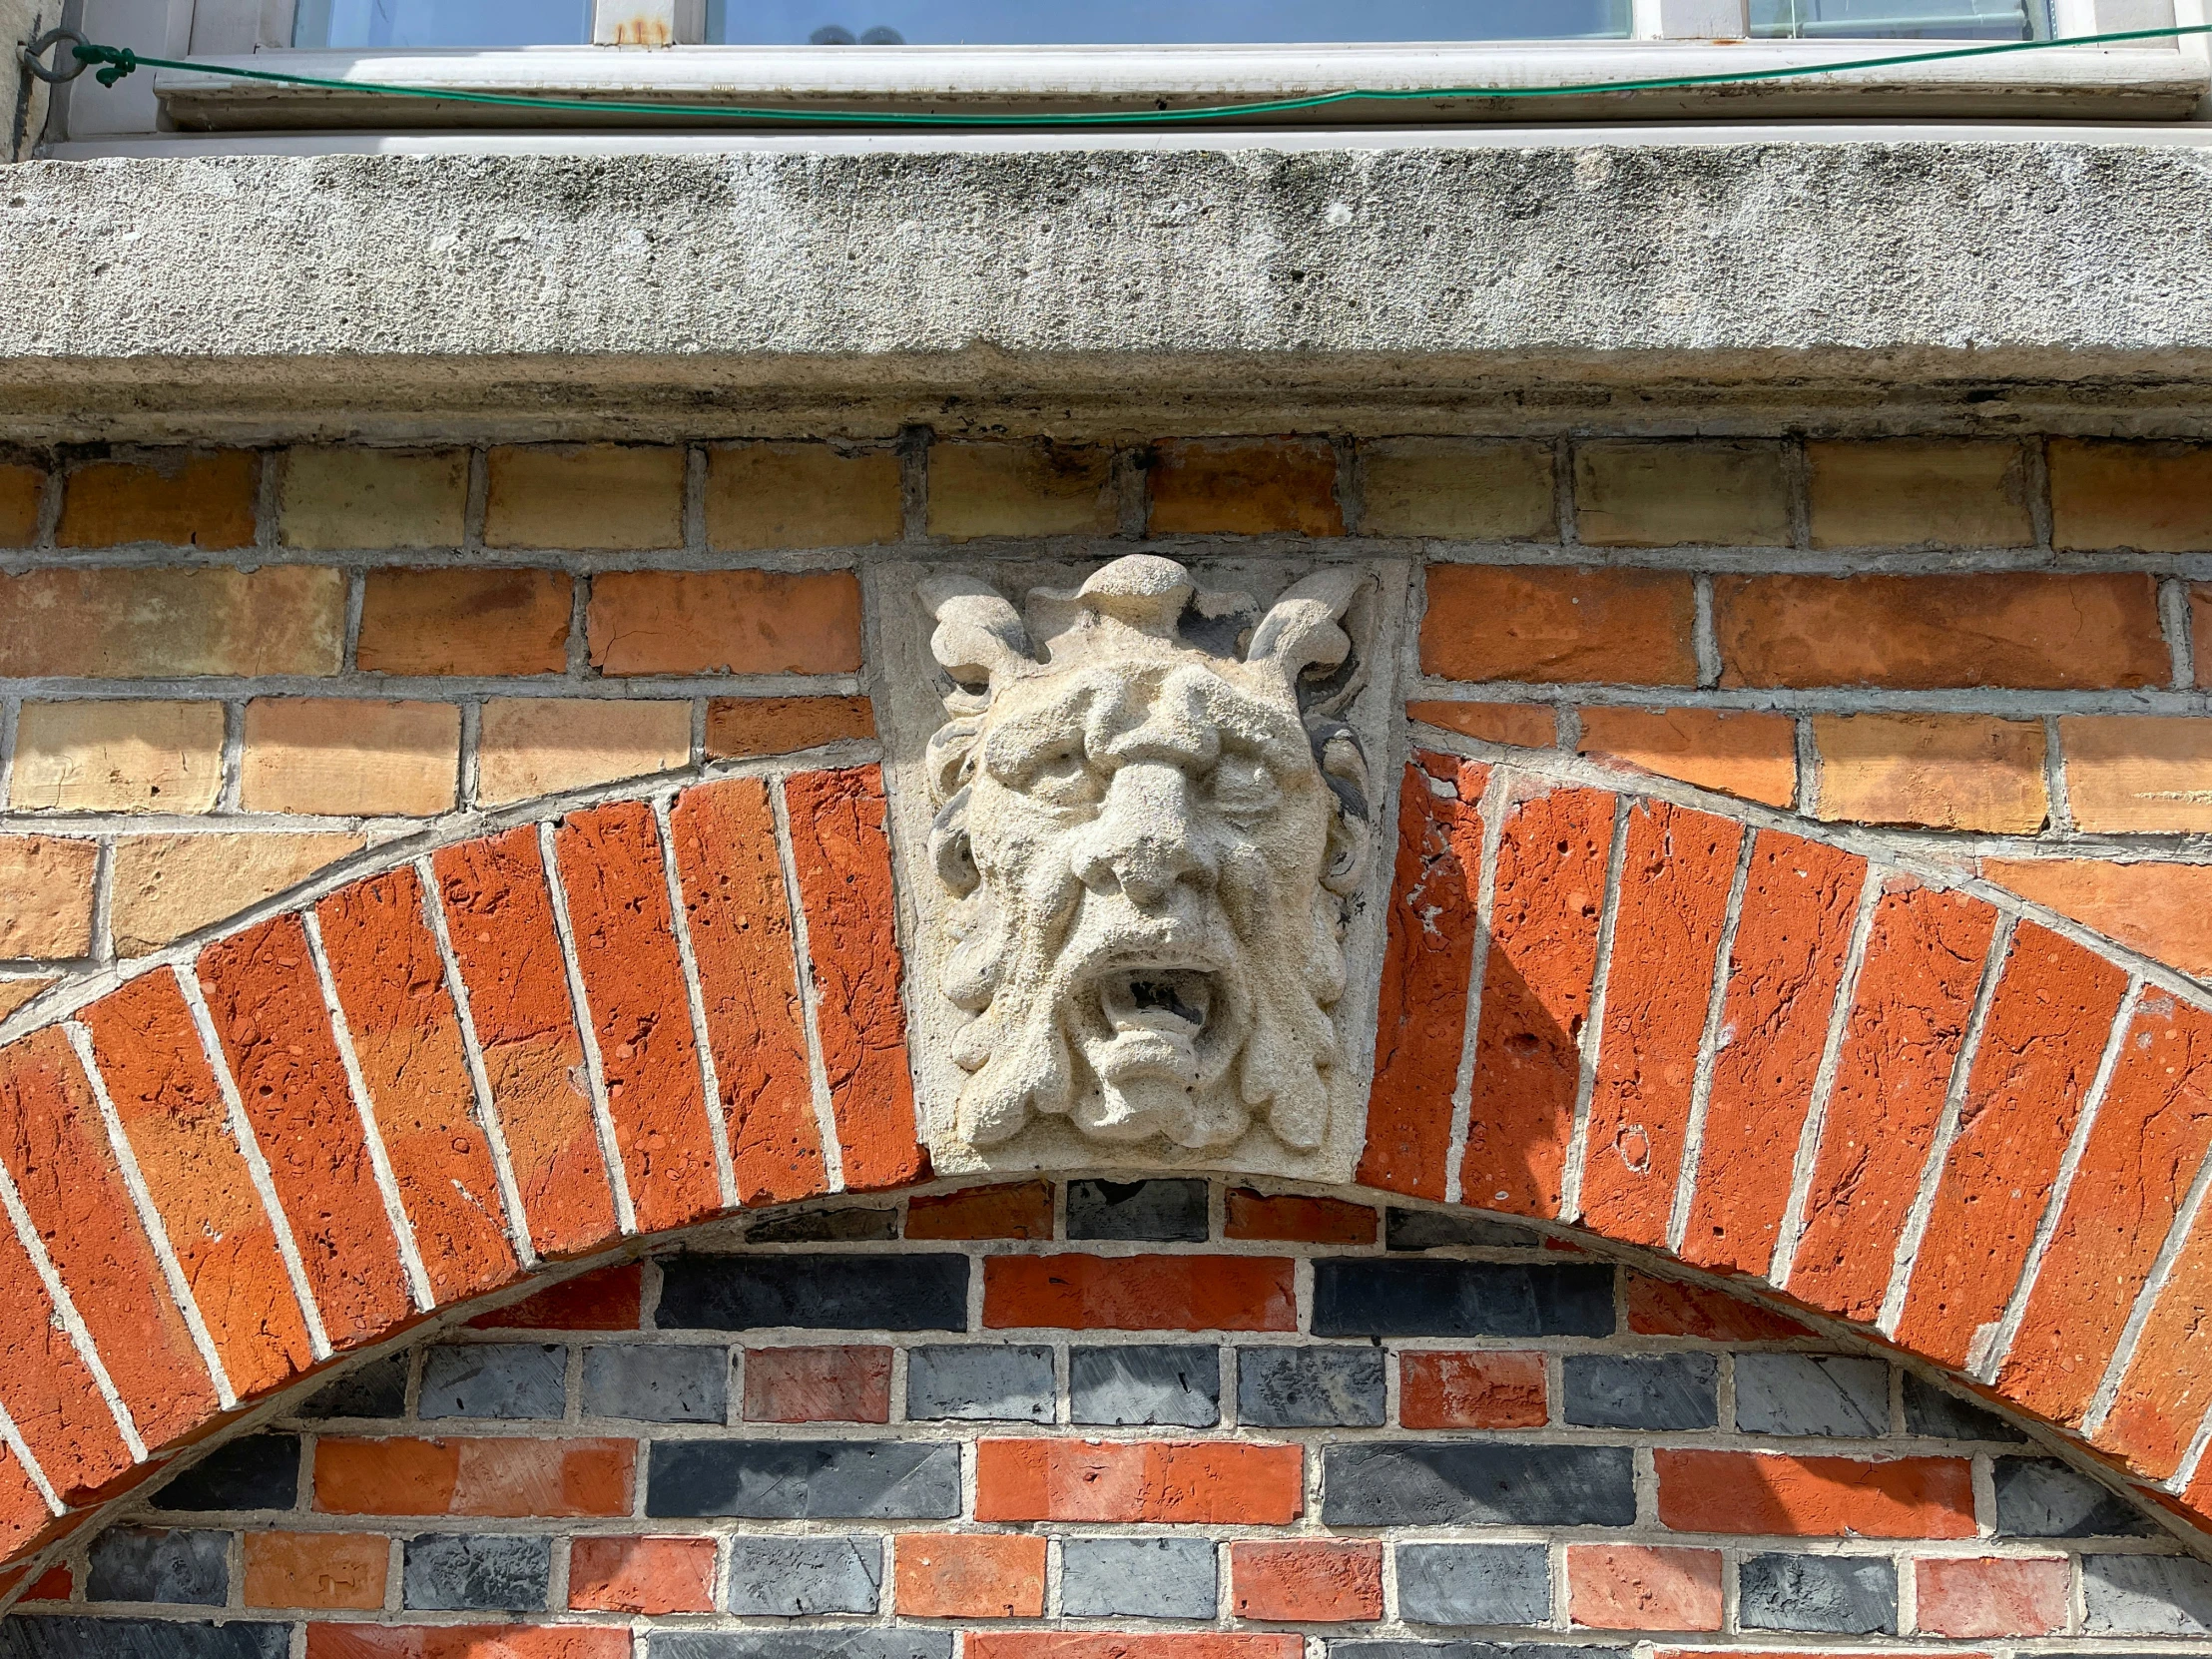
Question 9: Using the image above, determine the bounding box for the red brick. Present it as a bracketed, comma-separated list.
[317, 866, 518, 1305]
[0, 1029, 218, 1448]
[894, 1532, 1046, 1618]
[906, 1181, 1053, 1240]
[1654, 1450, 1975, 1538]
[782, 768, 925, 1191]
[199, 913, 413, 1349]
[1914, 1555, 2068, 1638]
[79, 969, 315, 1398]
[1788, 883, 1997, 1323]
[313, 1436, 632, 1516]
[553, 801, 721, 1234]
[245, 1530, 388, 1609]
[567, 1535, 716, 1614]
[356, 568, 572, 676]
[1399, 1351, 1547, 1428]
[1713, 573, 2166, 690]
[984, 1255, 1295, 1331]
[470, 1265, 641, 1332]
[1405, 701, 1558, 749]
[57, 451, 257, 549]
[21, 1563, 70, 1601]
[1423, 566, 1699, 686]
[586, 569, 862, 675]
[1361, 757, 1487, 1199]
[1579, 802, 1742, 1245]
[1998, 993, 2212, 1428]
[309, 1627, 631, 1659]
[668, 779, 825, 1209]
[974, 1438, 1302, 1523]
[1148, 436, 1342, 536]
[433, 828, 618, 1260]
[1680, 830, 1866, 1277]
[743, 1346, 891, 1422]
[1624, 1274, 1813, 1341]
[967, 1639, 1303, 1659]
[705, 695, 876, 760]
[1895, 924, 2128, 1371]
[1230, 1539, 1382, 1622]
[1568, 1544, 1724, 1631]
[0, 1482, 76, 1572]
[1462, 786, 1613, 1218]
[1224, 1188, 1377, 1245]
[2095, 1164, 2212, 1477]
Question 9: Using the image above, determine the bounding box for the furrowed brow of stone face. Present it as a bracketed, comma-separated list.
[978, 677, 1106, 783]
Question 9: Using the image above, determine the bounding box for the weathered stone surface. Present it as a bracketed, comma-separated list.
[905, 1345, 1055, 1422]
[1238, 1346, 1385, 1427]
[1734, 1355, 1890, 1437]
[724, 1535, 882, 1616]
[583, 1345, 730, 1423]
[1311, 1260, 1614, 1338]
[1071, 1346, 1222, 1427]
[1738, 1552, 1898, 1635]
[1395, 1543, 1549, 1626]
[656, 1254, 968, 1332]
[1563, 1354, 1718, 1431]
[1060, 1536, 1218, 1620]
[645, 1440, 961, 1519]
[1320, 1443, 1635, 1527]
[399, 1532, 551, 1612]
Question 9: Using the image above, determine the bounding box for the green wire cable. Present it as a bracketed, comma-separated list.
[60, 22, 2212, 130]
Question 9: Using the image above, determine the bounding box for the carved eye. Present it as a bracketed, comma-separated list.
[1212, 754, 1281, 817]
[1023, 746, 1106, 809]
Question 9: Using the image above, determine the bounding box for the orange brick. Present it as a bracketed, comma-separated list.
[742, 1346, 891, 1422]
[471, 1265, 642, 1331]
[1224, 1188, 1377, 1244]
[0, 836, 99, 958]
[894, 1532, 1047, 1618]
[1715, 573, 2164, 690]
[974, 1438, 1302, 1524]
[1149, 436, 1342, 536]
[705, 695, 875, 759]
[11, 699, 226, 813]
[56, 450, 258, 548]
[2051, 438, 2212, 551]
[485, 444, 683, 550]
[1230, 1539, 1382, 1623]
[1814, 714, 2047, 833]
[1579, 706, 1796, 807]
[1914, 1556, 2068, 1638]
[928, 441, 1116, 539]
[357, 568, 572, 676]
[279, 446, 468, 551]
[244, 1531, 389, 1610]
[312, 1437, 633, 1517]
[567, 1536, 716, 1615]
[241, 699, 460, 817]
[1422, 565, 1698, 686]
[1806, 440, 2031, 549]
[1575, 440, 1790, 548]
[2061, 717, 2212, 832]
[1568, 1544, 1723, 1631]
[967, 1639, 1302, 1659]
[1983, 858, 2212, 977]
[0, 566, 344, 678]
[110, 831, 364, 956]
[476, 698, 691, 805]
[706, 441, 902, 551]
[984, 1254, 1295, 1331]
[1399, 1351, 1547, 1428]
[1654, 1451, 1975, 1538]
[1359, 437, 1555, 540]
[0, 465, 43, 548]
[20, 1563, 69, 1601]
[308, 1628, 631, 1659]
[1404, 700, 1557, 748]
[1623, 1274, 1812, 1341]
[587, 569, 862, 676]
[905, 1181, 1053, 1240]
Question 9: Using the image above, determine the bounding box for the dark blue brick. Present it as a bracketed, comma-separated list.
[1395, 1542, 1549, 1626]
[419, 1344, 566, 1420]
[1902, 1374, 2024, 1441]
[647, 1439, 960, 1518]
[744, 1207, 898, 1243]
[650, 1635, 951, 1659]
[295, 1352, 406, 1419]
[0, 1619, 287, 1659]
[905, 1345, 1054, 1422]
[1067, 1179, 1210, 1242]
[1563, 1354, 1718, 1430]
[1993, 1458, 2153, 1538]
[1386, 1209, 1542, 1250]
[1322, 1443, 1635, 1527]
[401, 1533, 550, 1612]
[1060, 1535, 1217, 1619]
[1312, 1260, 1614, 1338]
[1238, 1346, 1385, 1427]
[148, 1435, 298, 1511]
[2084, 1554, 2212, 1636]
[656, 1254, 968, 1332]
[582, 1344, 729, 1422]
[1740, 1553, 1897, 1635]
[87, 1527, 229, 1606]
[725, 1535, 881, 1614]
[1072, 1345, 1220, 1427]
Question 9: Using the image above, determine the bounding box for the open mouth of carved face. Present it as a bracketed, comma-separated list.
[1098, 967, 1215, 1041]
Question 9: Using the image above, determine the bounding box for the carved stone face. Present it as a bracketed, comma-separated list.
[922, 556, 1369, 1153]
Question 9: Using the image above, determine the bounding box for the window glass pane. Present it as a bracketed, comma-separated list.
[292, 0, 595, 47]
[706, 0, 1631, 45]
[1746, 0, 2038, 37]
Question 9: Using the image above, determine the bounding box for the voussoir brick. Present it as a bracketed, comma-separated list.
[586, 569, 862, 676]
[1423, 565, 1699, 686]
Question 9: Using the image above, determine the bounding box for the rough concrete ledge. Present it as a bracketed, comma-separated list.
[4, 142, 2212, 438]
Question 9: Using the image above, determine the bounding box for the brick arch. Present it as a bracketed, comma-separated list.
[0, 747, 2206, 1586]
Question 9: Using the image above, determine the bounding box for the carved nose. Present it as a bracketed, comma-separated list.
[1070, 763, 1213, 906]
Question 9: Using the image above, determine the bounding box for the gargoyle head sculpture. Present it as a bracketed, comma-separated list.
[918, 555, 1372, 1153]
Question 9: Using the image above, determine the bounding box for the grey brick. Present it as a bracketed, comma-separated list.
[647, 1439, 960, 1518]
[418, 1343, 566, 1420]
[87, 1528, 230, 1606]
[1386, 1209, 1542, 1250]
[1740, 1553, 1898, 1635]
[651, 1635, 950, 1659]
[656, 1254, 967, 1332]
[1563, 1354, 1717, 1430]
[1061, 1535, 1218, 1619]
[1238, 1346, 1385, 1427]
[0, 1619, 287, 1659]
[1395, 1542, 1550, 1626]
[295, 1352, 407, 1419]
[1313, 1260, 1613, 1338]
[1993, 1457, 2154, 1538]
[725, 1534, 882, 1615]
[745, 1207, 898, 1243]
[149, 1435, 298, 1511]
[402, 1533, 551, 1612]
[2083, 1554, 2212, 1636]
[1902, 1374, 2025, 1441]
[1322, 1443, 1636, 1527]
[1330, 1645, 1631, 1659]
[906, 1345, 1053, 1422]
[1734, 1354, 1889, 1437]
[583, 1344, 729, 1422]
[1067, 1178, 1211, 1242]
[1072, 1345, 1220, 1426]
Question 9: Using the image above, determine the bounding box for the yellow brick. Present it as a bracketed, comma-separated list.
[0, 566, 344, 679]
[0, 464, 42, 549]
[476, 698, 691, 806]
[707, 443, 902, 551]
[1575, 440, 1791, 549]
[1807, 440, 2030, 550]
[56, 450, 258, 550]
[1360, 439, 1555, 540]
[0, 978, 56, 1020]
[2050, 440, 2212, 553]
[0, 838, 99, 959]
[2059, 717, 2212, 833]
[485, 444, 684, 551]
[927, 443, 1115, 540]
[111, 831, 365, 956]
[240, 700, 459, 818]
[11, 701, 226, 814]
[1815, 713, 2047, 833]
[280, 447, 469, 551]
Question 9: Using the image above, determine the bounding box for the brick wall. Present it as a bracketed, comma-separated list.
[6, 1181, 2201, 1657]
